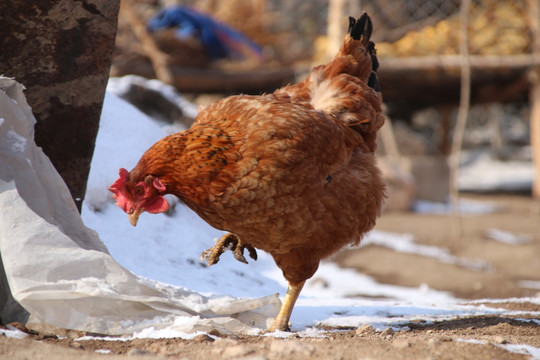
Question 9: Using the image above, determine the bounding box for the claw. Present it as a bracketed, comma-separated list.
[199, 246, 223, 266]
[247, 246, 258, 261]
[233, 246, 248, 264]
[199, 233, 258, 266]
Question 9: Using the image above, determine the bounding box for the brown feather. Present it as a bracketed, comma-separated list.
[116, 13, 385, 313]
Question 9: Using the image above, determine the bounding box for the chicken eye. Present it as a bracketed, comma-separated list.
[135, 186, 144, 195]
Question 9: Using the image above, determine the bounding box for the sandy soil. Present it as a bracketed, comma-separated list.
[1, 193, 539, 360]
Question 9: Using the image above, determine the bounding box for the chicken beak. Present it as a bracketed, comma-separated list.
[128, 207, 143, 227]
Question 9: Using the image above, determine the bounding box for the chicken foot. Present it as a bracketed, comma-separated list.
[267, 280, 305, 332]
[199, 233, 257, 266]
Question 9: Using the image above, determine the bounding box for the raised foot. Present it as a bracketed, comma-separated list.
[199, 233, 257, 266]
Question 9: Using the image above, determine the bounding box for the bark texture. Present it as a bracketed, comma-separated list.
[0, 0, 120, 211]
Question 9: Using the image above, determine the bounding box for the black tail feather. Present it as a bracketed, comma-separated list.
[368, 72, 380, 92]
[349, 13, 381, 92]
[348, 16, 357, 37]
[367, 41, 379, 72]
[348, 13, 372, 45]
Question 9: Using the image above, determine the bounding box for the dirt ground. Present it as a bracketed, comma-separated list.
[1, 193, 539, 359]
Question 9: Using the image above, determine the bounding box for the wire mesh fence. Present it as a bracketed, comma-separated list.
[187, 0, 535, 59]
[366, 0, 532, 56]
[124, 0, 537, 67]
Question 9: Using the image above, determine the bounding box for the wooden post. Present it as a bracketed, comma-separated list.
[448, 0, 472, 242]
[528, 0, 540, 199]
[531, 71, 540, 199]
[327, 0, 346, 60]
[122, 0, 174, 85]
[0, 0, 120, 211]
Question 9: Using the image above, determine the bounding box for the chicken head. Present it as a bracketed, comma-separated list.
[109, 168, 170, 226]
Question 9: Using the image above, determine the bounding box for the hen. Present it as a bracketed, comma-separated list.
[109, 13, 385, 332]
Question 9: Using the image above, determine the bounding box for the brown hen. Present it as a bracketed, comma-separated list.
[109, 13, 385, 331]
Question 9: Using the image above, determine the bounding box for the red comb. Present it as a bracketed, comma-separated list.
[109, 168, 130, 212]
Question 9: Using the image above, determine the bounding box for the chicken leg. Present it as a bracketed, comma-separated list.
[267, 280, 305, 332]
[199, 233, 258, 265]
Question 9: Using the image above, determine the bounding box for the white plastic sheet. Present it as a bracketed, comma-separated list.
[0, 77, 280, 335]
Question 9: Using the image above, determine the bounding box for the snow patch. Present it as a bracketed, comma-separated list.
[498, 343, 540, 359]
[363, 231, 490, 271]
[485, 228, 532, 245]
[0, 327, 27, 339]
[519, 281, 540, 290]
[133, 326, 213, 340]
[459, 151, 533, 192]
[414, 199, 497, 214]
[95, 349, 112, 354]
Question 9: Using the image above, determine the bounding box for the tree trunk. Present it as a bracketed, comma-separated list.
[528, 0, 540, 199]
[0, 1, 120, 211]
